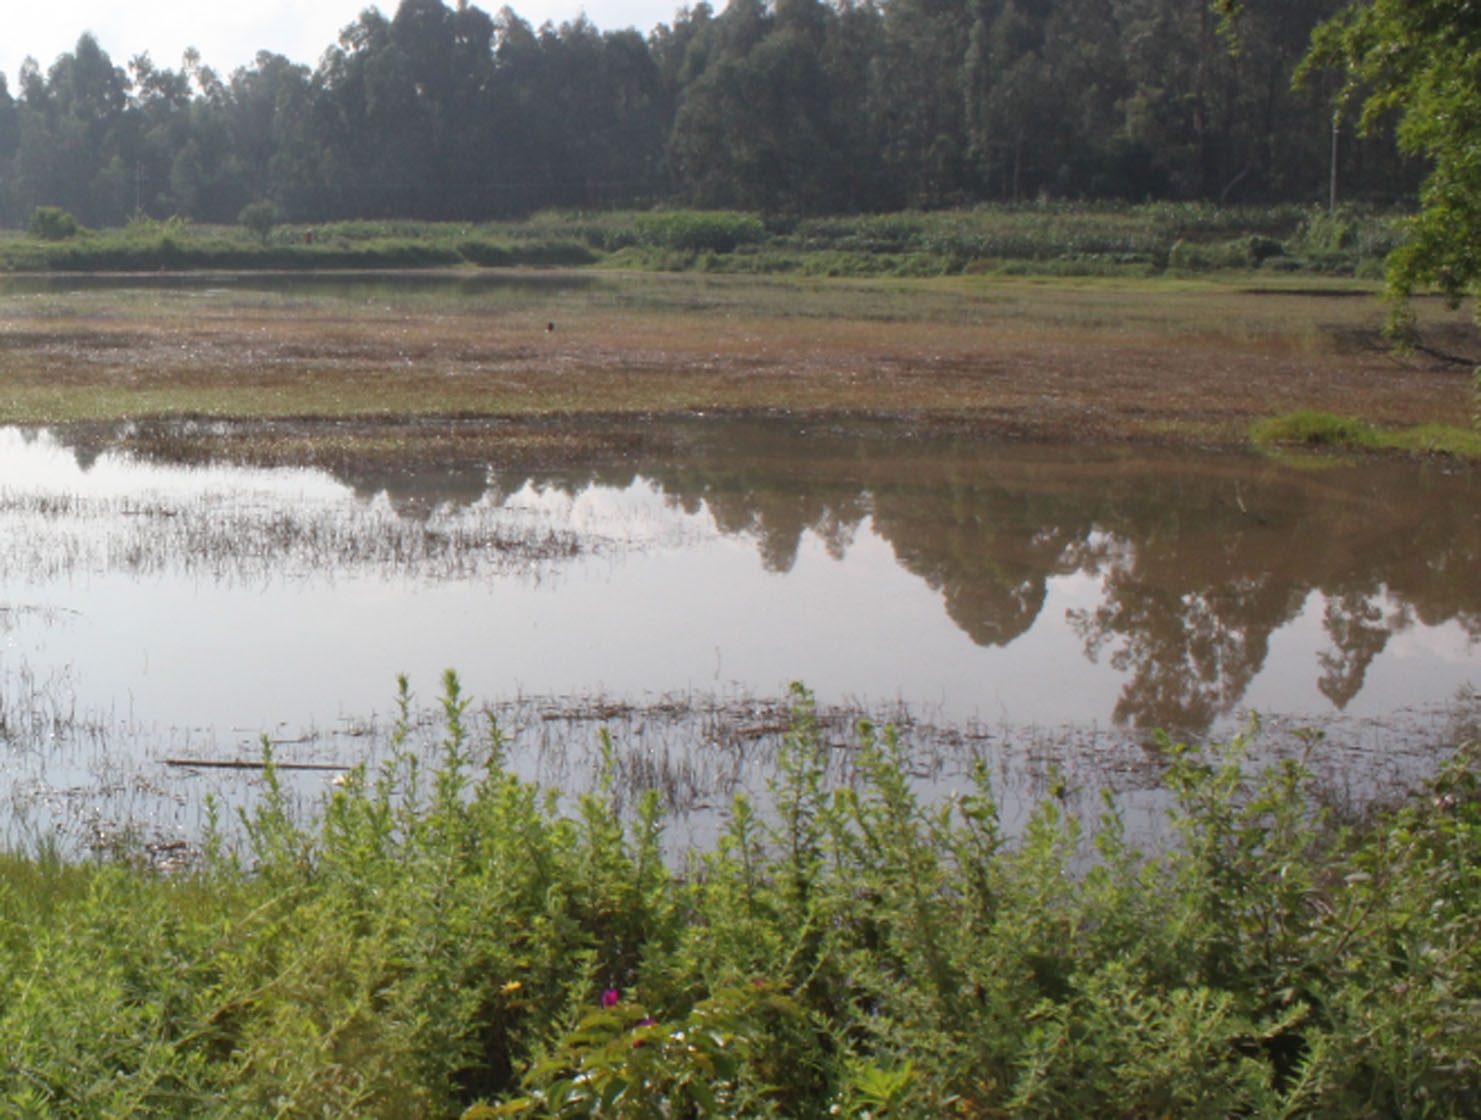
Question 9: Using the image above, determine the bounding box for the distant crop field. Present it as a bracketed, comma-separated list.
[0, 204, 1408, 281]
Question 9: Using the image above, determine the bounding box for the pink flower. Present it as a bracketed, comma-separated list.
[601, 989, 620, 1009]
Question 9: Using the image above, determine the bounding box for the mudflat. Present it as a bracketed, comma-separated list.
[1, 270, 1473, 467]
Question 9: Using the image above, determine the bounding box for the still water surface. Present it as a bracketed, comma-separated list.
[1, 421, 1477, 847]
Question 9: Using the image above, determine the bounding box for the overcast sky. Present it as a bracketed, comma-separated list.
[0, 0, 688, 89]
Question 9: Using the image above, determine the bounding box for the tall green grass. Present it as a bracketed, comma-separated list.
[0, 217, 596, 272]
[1, 674, 1478, 1116]
[0, 204, 1406, 277]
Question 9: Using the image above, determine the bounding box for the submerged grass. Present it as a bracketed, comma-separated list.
[2, 674, 1478, 1118]
[1252, 409, 1481, 459]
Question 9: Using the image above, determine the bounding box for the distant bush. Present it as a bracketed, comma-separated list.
[238, 200, 278, 245]
[124, 213, 191, 239]
[1282, 207, 1406, 274]
[634, 210, 767, 253]
[599, 244, 699, 271]
[1170, 235, 1284, 271]
[790, 213, 928, 254]
[0, 233, 466, 272]
[28, 206, 79, 241]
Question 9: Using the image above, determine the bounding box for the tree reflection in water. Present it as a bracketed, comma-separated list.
[463, 422, 1479, 734]
[50, 419, 1481, 735]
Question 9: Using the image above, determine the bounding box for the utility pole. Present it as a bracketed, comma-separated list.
[1329, 117, 1339, 214]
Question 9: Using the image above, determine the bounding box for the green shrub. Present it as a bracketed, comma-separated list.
[238, 200, 278, 245]
[1168, 235, 1278, 271]
[1281, 207, 1405, 276]
[28, 206, 79, 241]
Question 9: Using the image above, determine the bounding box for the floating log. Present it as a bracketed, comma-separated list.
[163, 758, 350, 771]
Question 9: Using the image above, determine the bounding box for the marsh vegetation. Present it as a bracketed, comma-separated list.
[0, 271, 1476, 1115]
[1, 413, 1475, 859]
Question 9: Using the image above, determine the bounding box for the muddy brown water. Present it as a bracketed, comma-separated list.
[0, 419, 1476, 857]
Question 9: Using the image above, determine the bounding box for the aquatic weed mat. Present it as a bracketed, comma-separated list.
[5, 683, 1469, 866]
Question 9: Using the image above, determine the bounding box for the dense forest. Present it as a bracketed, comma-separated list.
[0, 0, 1420, 227]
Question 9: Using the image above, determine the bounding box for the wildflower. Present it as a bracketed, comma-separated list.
[633, 1018, 657, 1048]
[601, 989, 620, 1008]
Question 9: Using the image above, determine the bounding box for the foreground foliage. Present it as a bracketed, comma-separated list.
[1, 674, 1478, 1117]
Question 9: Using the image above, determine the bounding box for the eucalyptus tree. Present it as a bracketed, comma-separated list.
[0, 77, 17, 222]
[671, 0, 848, 212]
[672, 0, 914, 213]
[875, 0, 974, 206]
[484, 6, 549, 215]
[127, 52, 207, 218]
[546, 22, 668, 208]
[11, 34, 131, 224]
[222, 52, 320, 220]
[817, 0, 893, 211]
[314, 4, 434, 218]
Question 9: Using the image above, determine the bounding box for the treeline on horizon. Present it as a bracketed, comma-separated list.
[0, 0, 1422, 229]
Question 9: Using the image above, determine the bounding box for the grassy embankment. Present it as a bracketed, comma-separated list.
[1, 675, 1478, 1117]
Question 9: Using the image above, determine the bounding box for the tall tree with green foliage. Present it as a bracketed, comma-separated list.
[0, 0, 1428, 224]
[1300, 0, 1481, 312]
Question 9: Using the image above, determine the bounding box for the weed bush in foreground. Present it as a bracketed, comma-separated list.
[0, 675, 1477, 1117]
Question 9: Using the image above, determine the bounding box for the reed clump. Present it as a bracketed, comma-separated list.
[0, 675, 1477, 1117]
